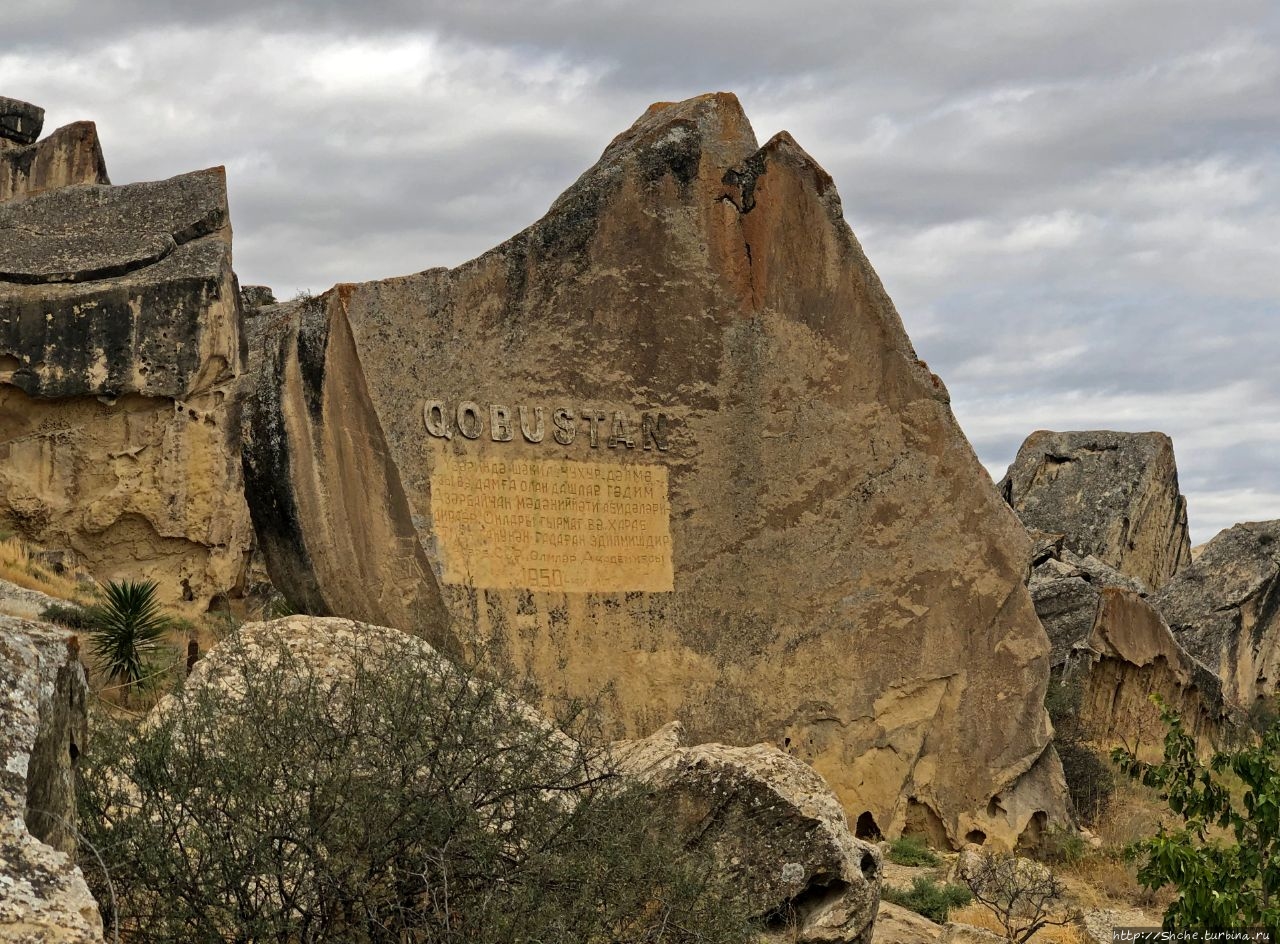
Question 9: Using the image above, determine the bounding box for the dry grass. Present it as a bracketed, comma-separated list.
[0, 535, 85, 600]
[949, 903, 1087, 943]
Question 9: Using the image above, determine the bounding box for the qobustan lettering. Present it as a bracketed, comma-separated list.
[424, 400, 670, 451]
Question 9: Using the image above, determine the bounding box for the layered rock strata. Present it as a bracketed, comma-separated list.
[1153, 520, 1280, 711]
[0, 617, 103, 943]
[245, 92, 1067, 846]
[0, 116, 253, 611]
[1001, 431, 1192, 591]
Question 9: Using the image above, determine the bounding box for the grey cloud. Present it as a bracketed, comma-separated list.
[2, 0, 1277, 543]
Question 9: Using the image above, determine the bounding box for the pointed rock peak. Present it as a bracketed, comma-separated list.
[599, 91, 759, 176]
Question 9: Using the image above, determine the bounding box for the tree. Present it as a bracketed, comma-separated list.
[1113, 701, 1280, 933]
[77, 628, 753, 944]
[960, 852, 1072, 943]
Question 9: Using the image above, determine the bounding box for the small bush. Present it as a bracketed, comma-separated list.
[887, 834, 941, 867]
[78, 629, 753, 944]
[961, 852, 1071, 943]
[86, 579, 173, 696]
[882, 877, 972, 923]
[40, 600, 95, 630]
[1037, 825, 1087, 866]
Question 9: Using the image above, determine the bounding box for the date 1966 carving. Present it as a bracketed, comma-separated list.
[424, 400, 669, 450]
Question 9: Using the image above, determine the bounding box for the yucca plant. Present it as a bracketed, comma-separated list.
[88, 579, 172, 697]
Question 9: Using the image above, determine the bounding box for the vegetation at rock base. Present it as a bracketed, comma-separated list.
[84, 578, 172, 697]
[1113, 700, 1280, 934]
[882, 876, 972, 923]
[1045, 670, 1116, 825]
[961, 851, 1072, 943]
[887, 834, 943, 867]
[76, 631, 753, 944]
[39, 599, 96, 631]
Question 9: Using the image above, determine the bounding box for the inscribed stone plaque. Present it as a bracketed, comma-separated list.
[430, 455, 673, 592]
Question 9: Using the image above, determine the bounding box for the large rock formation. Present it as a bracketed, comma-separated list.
[615, 721, 881, 943]
[1031, 540, 1225, 752]
[245, 92, 1068, 846]
[1153, 520, 1280, 711]
[1, 96, 109, 203]
[0, 617, 103, 943]
[0, 107, 253, 612]
[1001, 431, 1191, 591]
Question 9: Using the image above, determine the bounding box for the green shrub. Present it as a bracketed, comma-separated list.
[1114, 701, 1280, 935]
[39, 600, 95, 631]
[887, 835, 941, 867]
[1038, 825, 1088, 866]
[882, 877, 972, 923]
[85, 579, 172, 696]
[77, 630, 753, 944]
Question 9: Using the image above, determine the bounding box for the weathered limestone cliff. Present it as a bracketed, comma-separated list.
[0, 618, 103, 943]
[245, 92, 1068, 847]
[1001, 431, 1192, 591]
[1153, 520, 1280, 711]
[0, 106, 253, 611]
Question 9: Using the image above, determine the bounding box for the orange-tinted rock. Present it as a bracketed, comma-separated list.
[245, 93, 1067, 846]
[1, 121, 109, 203]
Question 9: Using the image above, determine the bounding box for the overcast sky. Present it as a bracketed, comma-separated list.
[4, 1, 1277, 543]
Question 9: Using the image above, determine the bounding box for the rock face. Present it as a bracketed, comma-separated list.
[1001, 431, 1191, 591]
[0, 96, 44, 146]
[616, 721, 881, 943]
[1031, 544, 1225, 751]
[1, 95, 109, 202]
[245, 92, 1067, 846]
[0, 117, 253, 612]
[1153, 521, 1280, 711]
[0, 617, 104, 943]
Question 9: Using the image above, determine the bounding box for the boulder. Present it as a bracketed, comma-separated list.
[244, 91, 1068, 846]
[615, 720, 881, 943]
[1001, 431, 1191, 591]
[0, 109, 108, 203]
[0, 162, 253, 612]
[873, 902, 942, 944]
[1153, 520, 1280, 710]
[0, 617, 104, 943]
[0, 96, 44, 146]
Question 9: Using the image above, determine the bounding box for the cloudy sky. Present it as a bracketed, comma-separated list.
[4, 1, 1276, 543]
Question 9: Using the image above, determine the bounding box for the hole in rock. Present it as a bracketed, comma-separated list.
[859, 851, 878, 880]
[903, 798, 950, 849]
[965, 829, 987, 845]
[763, 875, 851, 930]
[1015, 811, 1048, 856]
[854, 811, 882, 841]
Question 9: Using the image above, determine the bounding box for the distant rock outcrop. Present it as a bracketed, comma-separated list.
[0, 104, 253, 612]
[1028, 535, 1225, 751]
[245, 92, 1068, 848]
[1153, 520, 1280, 711]
[615, 720, 881, 943]
[1001, 431, 1191, 591]
[1, 96, 109, 202]
[0, 617, 103, 943]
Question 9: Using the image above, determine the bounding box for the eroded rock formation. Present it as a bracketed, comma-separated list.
[0, 108, 253, 612]
[1001, 431, 1191, 591]
[1153, 520, 1280, 711]
[1030, 536, 1225, 751]
[0, 617, 103, 943]
[1, 96, 109, 203]
[615, 720, 881, 943]
[244, 92, 1068, 847]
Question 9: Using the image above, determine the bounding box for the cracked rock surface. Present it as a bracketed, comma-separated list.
[245, 91, 1068, 847]
[0, 617, 103, 944]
